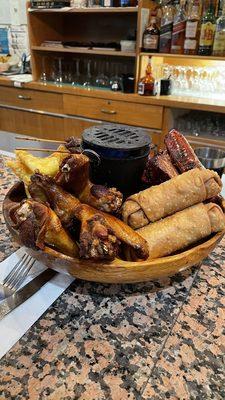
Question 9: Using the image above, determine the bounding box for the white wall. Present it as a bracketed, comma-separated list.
[0, 0, 29, 57]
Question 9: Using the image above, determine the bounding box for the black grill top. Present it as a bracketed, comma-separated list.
[82, 124, 151, 151]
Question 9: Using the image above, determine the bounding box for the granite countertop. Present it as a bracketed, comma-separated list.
[0, 154, 225, 400]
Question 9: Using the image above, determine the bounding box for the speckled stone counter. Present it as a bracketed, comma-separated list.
[0, 154, 225, 400]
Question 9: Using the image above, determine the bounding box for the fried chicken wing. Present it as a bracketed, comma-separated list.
[29, 173, 149, 261]
[13, 199, 79, 258]
[65, 137, 82, 154]
[79, 213, 119, 260]
[55, 154, 123, 214]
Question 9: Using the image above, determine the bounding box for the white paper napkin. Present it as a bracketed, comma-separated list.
[0, 248, 74, 359]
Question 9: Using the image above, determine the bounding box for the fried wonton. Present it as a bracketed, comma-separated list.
[15, 145, 68, 177]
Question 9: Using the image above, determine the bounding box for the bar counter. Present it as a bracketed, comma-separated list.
[0, 155, 225, 399]
[1, 76, 225, 113]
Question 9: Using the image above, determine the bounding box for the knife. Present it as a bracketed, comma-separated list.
[0, 269, 57, 321]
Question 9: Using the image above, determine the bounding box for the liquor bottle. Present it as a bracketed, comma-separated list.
[159, 5, 174, 53]
[198, 0, 216, 55]
[213, 1, 225, 55]
[142, 16, 160, 52]
[138, 60, 155, 96]
[172, 0, 180, 13]
[120, 0, 130, 6]
[102, 0, 113, 6]
[184, 0, 202, 55]
[171, 0, 187, 54]
[215, 0, 224, 18]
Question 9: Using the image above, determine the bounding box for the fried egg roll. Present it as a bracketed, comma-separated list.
[133, 203, 225, 260]
[123, 169, 222, 230]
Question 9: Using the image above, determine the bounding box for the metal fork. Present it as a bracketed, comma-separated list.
[0, 254, 35, 301]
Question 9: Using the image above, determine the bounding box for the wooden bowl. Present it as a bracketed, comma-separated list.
[3, 182, 224, 284]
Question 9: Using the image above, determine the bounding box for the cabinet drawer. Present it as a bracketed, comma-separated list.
[0, 107, 64, 139]
[63, 95, 163, 130]
[0, 86, 63, 114]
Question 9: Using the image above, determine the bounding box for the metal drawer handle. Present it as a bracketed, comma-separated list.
[101, 109, 117, 115]
[18, 95, 32, 100]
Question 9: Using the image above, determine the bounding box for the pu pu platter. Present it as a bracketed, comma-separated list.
[3, 127, 225, 283]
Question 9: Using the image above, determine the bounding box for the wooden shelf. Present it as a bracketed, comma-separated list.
[140, 52, 225, 61]
[185, 134, 225, 143]
[185, 134, 225, 150]
[28, 7, 138, 13]
[1, 76, 225, 114]
[32, 46, 136, 57]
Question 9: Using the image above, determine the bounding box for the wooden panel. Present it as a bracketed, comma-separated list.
[0, 87, 63, 114]
[186, 135, 225, 151]
[64, 117, 160, 147]
[32, 46, 136, 58]
[0, 108, 64, 140]
[161, 107, 174, 149]
[63, 13, 137, 43]
[64, 95, 117, 123]
[63, 94, 163, 129]
[64, 117, 101, 138]
[28, 7, 138, 13]
[146, 130, 161, 148]
[28, 12, 63, 47]
[28, 10, 64, 80]
[113, 101, 163, 129]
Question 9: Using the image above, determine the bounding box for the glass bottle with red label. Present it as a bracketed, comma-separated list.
[184, 0, 202, 55]
[159, 4, 174, 53]
[171, 0, 187, 54]
[142, 15, 160, 53]
[198, 0, 216, 55]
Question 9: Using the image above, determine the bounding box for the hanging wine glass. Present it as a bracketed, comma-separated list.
[63, 61, 73, 84]
[95, 60, 110, 88]
[83, 59, 92, 89]
[72, 58, 81, 86]
[40, 56, 48, 84]
[92, 59, 98, 87]
[110, 62, 122, 92]
[53, 57, 63, 86]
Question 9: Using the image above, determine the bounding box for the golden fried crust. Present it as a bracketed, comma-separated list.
[122, 169, 222, 230]
[30, 173, 149, 261]
[15, 148, 67, 177]
[6, 159, 31, 186]
[56, 154, 123, 214]
[14, 199, 79, 258]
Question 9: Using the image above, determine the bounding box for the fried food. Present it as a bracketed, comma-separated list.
[142, 150, 179, 186]
[6, 145, 69, 198]
[15, 146, 68, 177]
[123, 169, 222, 230]
[165, 129, 203, 173]
[131, 203, 225, 260]
[29, 173, 149, 261]
[13, 199, 79, 258]
[6, 158, 31, 186]
[65, 137, 81, 153]
[55, 154, 123, 213]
